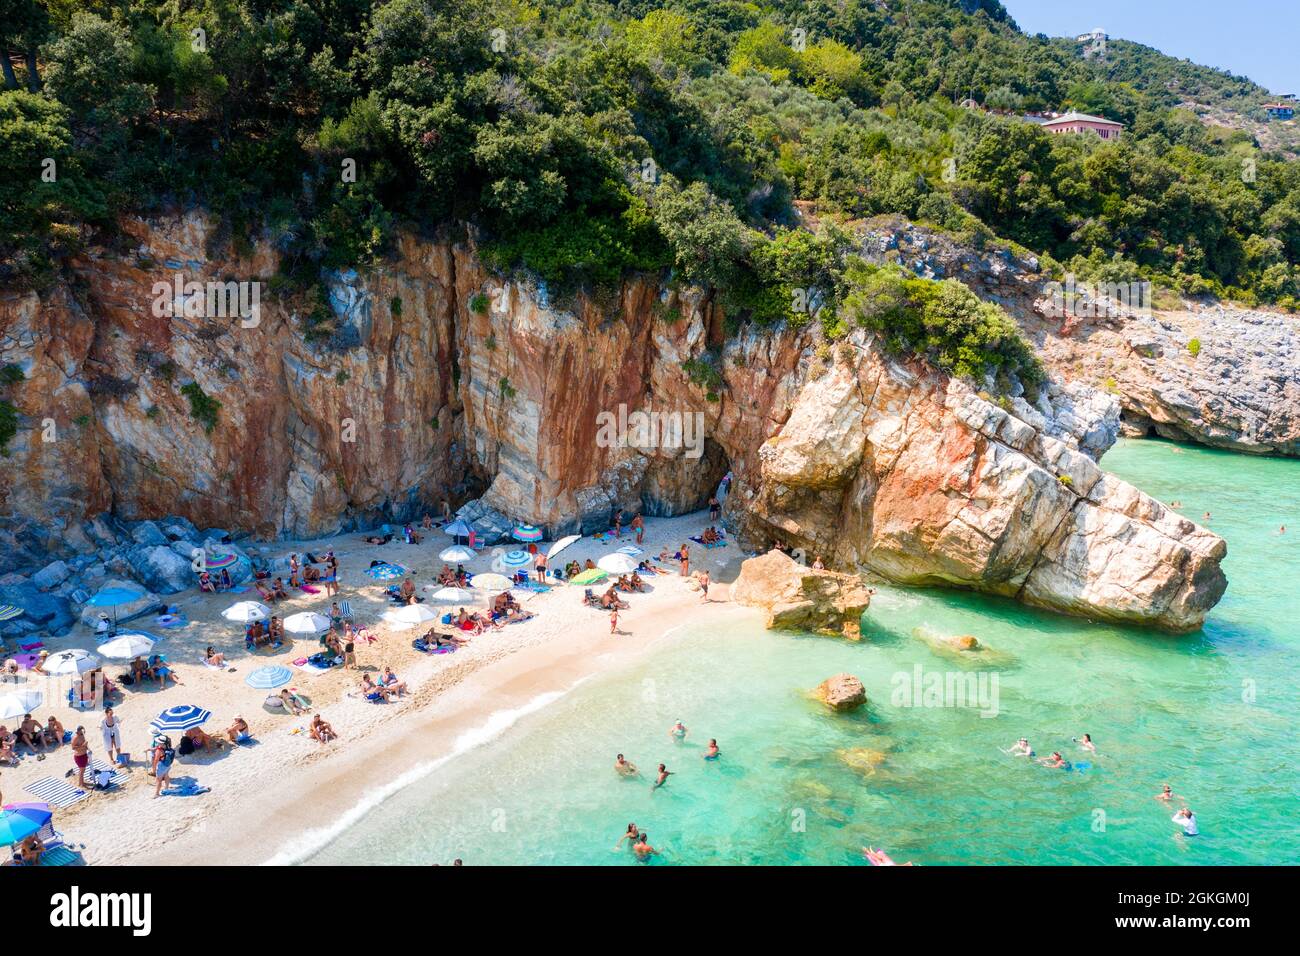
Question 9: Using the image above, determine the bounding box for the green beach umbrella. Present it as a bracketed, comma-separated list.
[569, 568, 609, 586]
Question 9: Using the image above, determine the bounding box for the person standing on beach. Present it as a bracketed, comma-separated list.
[631, 513, 644, 544]
[699, 571, 710, 602]
[151, 737, 175, 798]
[613, 508, 624, 538]
[653, 763, 673, 790]
[708, 495, 720, 521]
[679, 544, 689, 577]
[610, 606, 619, 635]
[535, 550, 548, 584]
[100, 707, 123, 763]
[70, 727, 90, 789]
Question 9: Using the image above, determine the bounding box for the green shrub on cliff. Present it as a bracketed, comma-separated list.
[180, 382, 221, 434]
[0, 399, 17, 453]
[841, 260, 1042, 386]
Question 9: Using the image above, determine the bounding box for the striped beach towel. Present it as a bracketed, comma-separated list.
[24, 777, 89, 808]
[39, 846, 80, 866]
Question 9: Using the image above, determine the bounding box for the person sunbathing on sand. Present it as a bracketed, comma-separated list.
[205, 646, 226, 667]
[310, 714, 338, 744]
[361, 673, 396, 702]
[185, 726, 218, 752]
[400, 578, 419, 604]
[279, 689, 308, 715]
[226, 716, 250, 743]
[380, 666, 408, 697]
[271, 578, 288, 600]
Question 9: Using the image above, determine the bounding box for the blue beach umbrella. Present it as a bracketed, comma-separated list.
[500, 549, 532, 568]
[86, 587, 144, 607]
[511, 525, 543, 542]
[245, 666, 292, 689]
[0, 803, 51, 846]
[150, 704, 212, 734]
[364, 563, 406, 581]
[444, 519, 474, 537]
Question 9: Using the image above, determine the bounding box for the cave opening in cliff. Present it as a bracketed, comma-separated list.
[637, 438, 731, 520]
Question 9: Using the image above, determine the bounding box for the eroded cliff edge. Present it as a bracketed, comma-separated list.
[0, 211, 1226, 631]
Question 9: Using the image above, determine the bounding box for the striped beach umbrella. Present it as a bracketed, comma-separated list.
[204, 552, 241, 570]
[0, 604, 23, 622]
[511, 525, 543, 542]
[245, 665, 292, 689]
[150, 704, 212, 733]
[500, 549, 532, 568]
[439, 545, 476, 562]
[569, 568, 609, 586]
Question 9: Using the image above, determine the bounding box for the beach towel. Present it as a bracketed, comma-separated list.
[514, 580, 551, 593]
[616, 545, 645, 556]
[158, 615, 186, 628]
[162, 783, 210, 797]
[24, 776, 88, 808]
[38, 846, 79, 867]
[18, 640, 44, 651]
[690, 535, 727, 549]
[299, 584, 321, 594]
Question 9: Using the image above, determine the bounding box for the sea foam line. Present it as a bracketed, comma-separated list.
[262, 681, 587, 865]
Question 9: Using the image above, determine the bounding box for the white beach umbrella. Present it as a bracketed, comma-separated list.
[97, 632, 156, 659]
[470, 573, 512, 591]
[499, 549, 533, 568]
[221, 601, 270, 623]
[546, 534, 581, 560]
[597, 553, 639, 574]
[283, 612, 331, 636]
[439, 545, 476, 562]
[0, 689, 43, 721]
[382, 604, 440, 629]
[426, 586, 477, 603]
[43, 649, 100, 676]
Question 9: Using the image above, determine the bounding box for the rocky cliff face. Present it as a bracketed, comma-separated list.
[0, 211, 1227, 632]
[855, 215, 1300, 458]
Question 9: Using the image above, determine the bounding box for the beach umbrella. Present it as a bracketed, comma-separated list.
[438, 545, 476, 562]
[363, 563, 406, 581]
[546, 535, 580, 560]
[382, 604, 440, 629]
[499, 549, 532, 568]
[43, 649, 100, 677]
[444, 518, 474, 536]
[203, 552, 241, 570]
[426, 586, 476, 603]
[245, 665, 292, 689]
[511, 524, 543, 542]
[85, 587, 144, 608]
[569, 568, 609, 586]
[0, 604, 23, 622]
[597, 553, 639, 574]
[222, 601, 270, 623]
[470, 573, 512, 591]
[0, 689, 43, 721]
[0, 803, 51, 846]
[282, 612, 330, 636]
[97, 632, 157, 659]
[150, 704, 211, 734]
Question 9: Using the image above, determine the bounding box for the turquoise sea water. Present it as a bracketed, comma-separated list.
[305, 439, 1300, 865]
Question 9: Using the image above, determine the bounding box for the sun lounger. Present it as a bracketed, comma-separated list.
[38, 846, 79, 866]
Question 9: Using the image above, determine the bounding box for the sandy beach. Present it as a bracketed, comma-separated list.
[1, 510, 754, 866]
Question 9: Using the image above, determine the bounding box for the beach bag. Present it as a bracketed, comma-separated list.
[178, 736, 195, 756]
[93, 768, 114, 789]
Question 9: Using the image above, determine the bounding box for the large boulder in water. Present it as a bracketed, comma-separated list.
[732, 550, 873, 638]
[815, 674, 867, 712]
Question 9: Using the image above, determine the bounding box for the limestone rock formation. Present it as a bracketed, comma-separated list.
[732, 550, 873, 638]
[814, 674, 867, 712]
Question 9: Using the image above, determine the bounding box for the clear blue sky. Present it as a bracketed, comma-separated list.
[1000, 0, 1296, 96]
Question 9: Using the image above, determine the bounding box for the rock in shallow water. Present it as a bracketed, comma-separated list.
[732, 550, 873, 639]
[815, 674, 867, 712]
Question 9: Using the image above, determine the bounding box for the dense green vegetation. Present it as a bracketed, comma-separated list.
[3, 0, 1299, 384]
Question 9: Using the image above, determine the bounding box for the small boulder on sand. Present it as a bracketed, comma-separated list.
[815, 673, 866, 712]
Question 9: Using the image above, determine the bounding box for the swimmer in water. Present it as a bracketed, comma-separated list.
[614, 753, 639, 777]
[615, 822, 642, 850]
[1038, 751, 1071, 770]
[632, 832, 659, 862]
[652, 763, 673, 790]
[1074, 733, 1097, 753]
[1155, 783, 1180, 803]
[1280, 525, 1287, 534]
[669, 720, 687, 741]
[864, 847, 914, 866]
[1172, 807, 1198, 837]
[704, 738, 720, 760]
[1203, 511, 1212, 521]
[1002, 737, 1034, 757]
